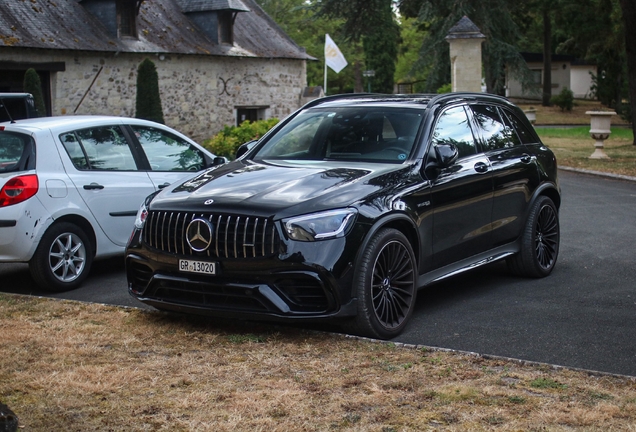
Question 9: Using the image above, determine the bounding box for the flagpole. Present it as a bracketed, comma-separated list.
[324, 61, 328, 96]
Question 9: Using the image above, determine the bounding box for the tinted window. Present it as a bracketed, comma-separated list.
[131, 125, 205, 171]
[254, 107, 423, 163]
[60, 126, 137, 171]
[432, 106, 476, 159]
[500, 109, 537, 145]
[470, 104, 516, 151]
[0, 132, 35, 173]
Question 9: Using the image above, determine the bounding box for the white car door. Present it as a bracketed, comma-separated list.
[58, 125, 156, 247]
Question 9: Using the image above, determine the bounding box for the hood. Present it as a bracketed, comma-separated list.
[150, 159, 408, 218]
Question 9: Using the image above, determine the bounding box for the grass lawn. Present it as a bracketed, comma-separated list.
[536, 126, 636, 177]
[510, 99, 636, 177]
[1, 295, 636, 431]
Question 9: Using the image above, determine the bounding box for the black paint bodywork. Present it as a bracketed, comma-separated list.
[126, 93, 560, 325]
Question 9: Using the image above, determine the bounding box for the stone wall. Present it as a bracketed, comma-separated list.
[1, 48, 307, 142]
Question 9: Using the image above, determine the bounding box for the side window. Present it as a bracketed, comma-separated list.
[470, 104, 515, 151]
[500, 109, 537, 145]
[131, 125, 205, 171]
[432, 106, 477, 159]
[60, 126, 137, 171]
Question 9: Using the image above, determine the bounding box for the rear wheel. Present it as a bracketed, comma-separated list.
[349, 228, 417, 339]
[507, 196, 559, 278]
[29, 222, 93, 292]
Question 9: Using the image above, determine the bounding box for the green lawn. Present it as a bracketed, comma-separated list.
[536, 126, 636, 177]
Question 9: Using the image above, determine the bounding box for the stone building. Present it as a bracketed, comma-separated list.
[0, 0, 313, 141]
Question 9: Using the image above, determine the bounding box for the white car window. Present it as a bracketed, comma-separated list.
[131, 125, 205, 172]
[60, 126, 137, 171]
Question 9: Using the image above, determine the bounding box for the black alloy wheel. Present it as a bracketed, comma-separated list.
[351, 228, 417, 339]
[535, 201, 559, 270]
[508, 196, 560, 278]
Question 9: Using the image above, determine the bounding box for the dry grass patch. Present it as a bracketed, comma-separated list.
[2, 294, 636, 431]
[515, 99, 631, 126]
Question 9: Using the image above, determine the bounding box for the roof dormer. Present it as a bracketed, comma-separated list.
[80, 0, 142, 39]
[176, 0, 250, 45]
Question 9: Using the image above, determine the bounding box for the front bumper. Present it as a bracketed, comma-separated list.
[125, 227, 362, 321]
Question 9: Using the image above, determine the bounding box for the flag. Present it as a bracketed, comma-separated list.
[325, 34, 348, 73]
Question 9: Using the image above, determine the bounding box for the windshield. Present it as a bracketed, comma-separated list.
[253, 107, 424, 163]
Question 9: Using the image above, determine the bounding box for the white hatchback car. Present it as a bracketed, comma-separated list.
[0, 116, 224, 291]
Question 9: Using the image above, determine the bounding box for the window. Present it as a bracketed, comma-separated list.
[500, 109, 538, 145]
[60, 126, 137, 171]
[432, 106, 476, 159]
[0, 131, 35, 173]
[117, 0, 137, 38]
[470, 105, 516, 151]
[237, 107, 269, 126]
[131, 125, 205, 171]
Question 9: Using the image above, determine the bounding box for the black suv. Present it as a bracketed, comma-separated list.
[126, 93, 560, 339]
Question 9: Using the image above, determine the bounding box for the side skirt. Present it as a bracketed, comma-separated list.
[417, 242, 519, 289]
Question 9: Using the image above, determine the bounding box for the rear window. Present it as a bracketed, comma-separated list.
[0, 131, 36, 173]
[0, 96, 37, 122]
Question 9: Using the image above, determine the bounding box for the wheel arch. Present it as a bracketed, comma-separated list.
[351, 213, 420, 298]
[49, 214, 98, 258]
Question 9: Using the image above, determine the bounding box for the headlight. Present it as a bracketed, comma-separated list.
[283, 209, 357, 241]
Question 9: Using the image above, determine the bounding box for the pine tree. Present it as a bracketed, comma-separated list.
[23, 68, 46, 117]
[319, 0, 399, 94]
[135, 58, 164, 124]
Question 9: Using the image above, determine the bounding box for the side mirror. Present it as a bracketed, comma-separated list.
[212, 156, 227, 166]
[435, 143, 459, 168]
[235, 140, 258, 159]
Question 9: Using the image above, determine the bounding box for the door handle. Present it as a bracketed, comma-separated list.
[474, 162, 489, 173]
[158, 182, 171, 189]
[83, 183, 104, 190]
[520, 154, 532, 164]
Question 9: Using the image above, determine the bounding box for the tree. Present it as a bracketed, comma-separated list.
[23, 68, 46, 117]
[318, 0, 400, 94]
[398, 0, 535, 95]
[395, 17, 430, 92]
[255, 0, 363, 93]
[619, 0, 636, 144]
[135, 58, 164, 124]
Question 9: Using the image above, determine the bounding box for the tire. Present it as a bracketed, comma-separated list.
[349, 228, 417, 340]
[507, 196, 560, 278]
[29, 222, 93, 292]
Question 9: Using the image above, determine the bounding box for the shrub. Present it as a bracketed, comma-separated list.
[135, 58, 164, 124]
[202, 118, 279, 159]
[23, 68, 46, 116]
[436, 83, 452, 94]
[550, 87, 574, 112]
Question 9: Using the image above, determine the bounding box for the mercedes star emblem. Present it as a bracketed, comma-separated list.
[186, 218, 214, 252]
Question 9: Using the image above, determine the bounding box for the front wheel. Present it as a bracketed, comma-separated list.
[29, 222, 93, 292]
[507, 196, 560, 278]
[349, 228, 417, 339]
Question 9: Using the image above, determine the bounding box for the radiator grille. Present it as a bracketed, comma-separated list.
[143, 211, 279, 258]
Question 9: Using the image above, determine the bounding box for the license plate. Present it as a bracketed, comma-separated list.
[179, 259, 216, 275]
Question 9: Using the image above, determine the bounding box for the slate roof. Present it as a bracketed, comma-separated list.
[445, 16, 485, 40]
[0, 0, 313, 60]
[176, 0, 250, 13]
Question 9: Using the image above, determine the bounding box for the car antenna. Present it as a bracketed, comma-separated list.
[0, 98, 16, 124]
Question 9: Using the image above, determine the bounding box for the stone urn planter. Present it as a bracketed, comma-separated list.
[586, 110, 616, 159]
[524, 108, 537, 124]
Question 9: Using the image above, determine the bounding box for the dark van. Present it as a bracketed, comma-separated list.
[0, 93, 39, 122]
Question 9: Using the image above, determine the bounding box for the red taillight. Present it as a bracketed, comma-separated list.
[0, 174, 39, 207]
